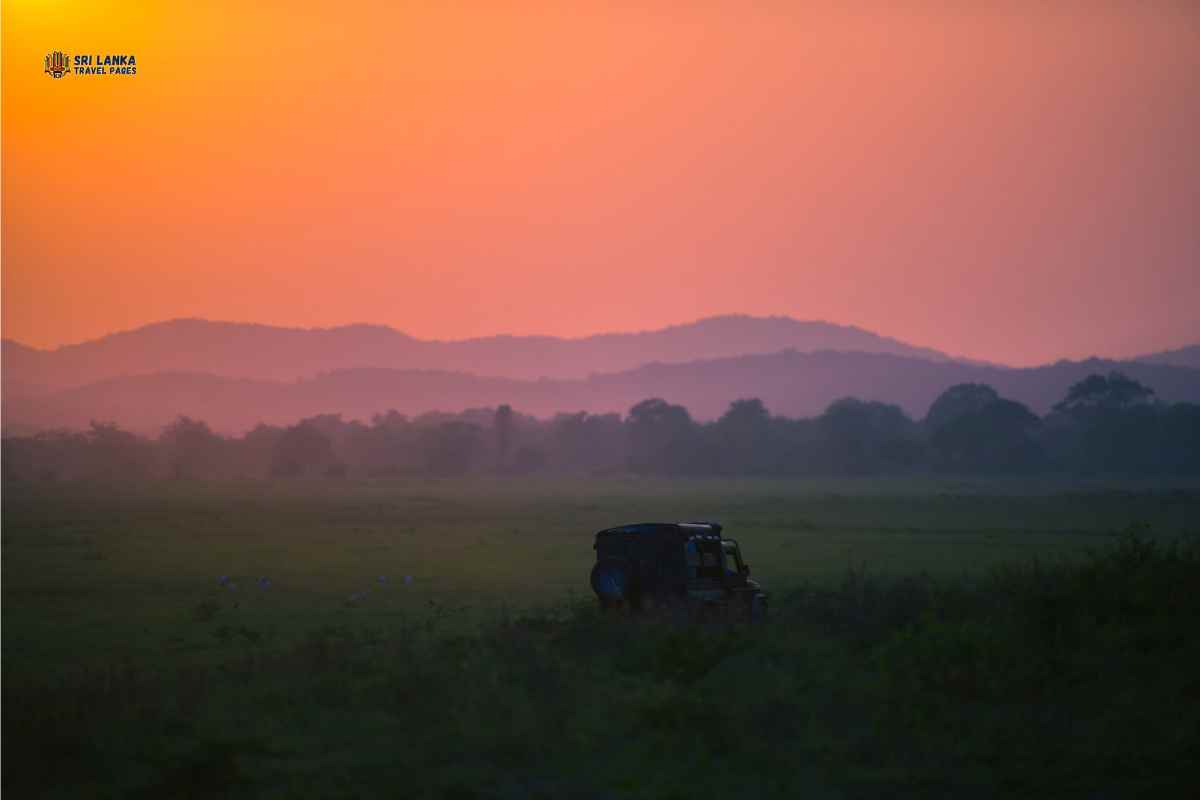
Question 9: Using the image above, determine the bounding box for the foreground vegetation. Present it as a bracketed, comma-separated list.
[4, 478, 1199, 797]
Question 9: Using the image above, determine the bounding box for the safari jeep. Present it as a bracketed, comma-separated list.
[589, 522, 767, 621]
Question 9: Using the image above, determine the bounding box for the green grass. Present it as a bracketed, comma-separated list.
[4, 477, 1199, 797]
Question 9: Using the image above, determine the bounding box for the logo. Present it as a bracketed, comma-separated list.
[44, 51, 70, 79]
[41, 51, 138, 78]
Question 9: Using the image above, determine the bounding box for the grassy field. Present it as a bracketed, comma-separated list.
[4, 477, 1200, 798]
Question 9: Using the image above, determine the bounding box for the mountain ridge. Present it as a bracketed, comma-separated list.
[1136, 344, 1200, 370]
[2, 314, 965, 389]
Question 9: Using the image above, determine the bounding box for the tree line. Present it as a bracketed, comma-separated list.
[3, 372, 1198, 481]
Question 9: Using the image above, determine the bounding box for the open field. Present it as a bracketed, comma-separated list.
[7, 476, 1199, 669]
[4, 477, 1200, 798]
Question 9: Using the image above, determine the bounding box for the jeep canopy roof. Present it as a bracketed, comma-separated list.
[593, 521, 723, 542]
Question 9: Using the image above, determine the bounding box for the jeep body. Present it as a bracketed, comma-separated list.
[589, 521, 767, 621]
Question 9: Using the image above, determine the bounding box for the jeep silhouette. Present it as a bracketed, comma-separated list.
[589, 522, 767, 621]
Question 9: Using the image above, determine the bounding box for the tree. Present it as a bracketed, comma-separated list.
[923, 384, 1044, 473]
[271, 423, 337, 477]
[363, 410, 418, 475]
[238, 423, 285, 478]
[1048, 373, 1162, 473]
[711, 398, 773, 474]
[512, 445, 547, 473]
[1052, 372, 1156, 416]
[550, 411, 626, 473]
[160, 416, 224, 479]
[2, 429, 87, 481]
[716, 398, 770, 438]
[1160, 403, 1200, 474]
[626, 398, 699, 474]
[494, 404, 514, 472]
[924, 384, 1001, 431]
[86, 420, 155, 479]
[815, 398, 921, 474]
[421, 421, 483, 475]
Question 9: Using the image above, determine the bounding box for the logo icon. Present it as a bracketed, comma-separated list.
[44, 51, 70, 79]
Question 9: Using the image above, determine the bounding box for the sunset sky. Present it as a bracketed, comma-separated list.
[3, 1, 1197, 366]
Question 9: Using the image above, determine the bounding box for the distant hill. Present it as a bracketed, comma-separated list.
[1, 315, 958, 390]
[5, 350, 1198, 435]
[1137, 344, 1200, 370]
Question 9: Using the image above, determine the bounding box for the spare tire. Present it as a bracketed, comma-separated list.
[590, 558, 637, 608]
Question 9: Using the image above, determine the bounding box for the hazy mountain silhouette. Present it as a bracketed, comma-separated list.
[1136, 344, 1200, 370]
[2, 315, 960, 390]
[6, 350, 1197, 435]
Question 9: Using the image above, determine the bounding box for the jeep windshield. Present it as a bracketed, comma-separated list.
[721, 540, 744, 575]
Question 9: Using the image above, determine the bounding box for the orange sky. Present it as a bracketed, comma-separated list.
[3, 1, 1198, 365]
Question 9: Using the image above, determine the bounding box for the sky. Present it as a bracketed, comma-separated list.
[3, 1, 1198, 366]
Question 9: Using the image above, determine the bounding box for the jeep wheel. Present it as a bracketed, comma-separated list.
[750, 593, 768, 623]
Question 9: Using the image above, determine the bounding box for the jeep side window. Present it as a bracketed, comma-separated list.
[685, 540, 700, 579]
[698, 542, 723, 579]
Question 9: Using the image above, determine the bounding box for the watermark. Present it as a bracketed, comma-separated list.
[44, 51, 138, 78]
